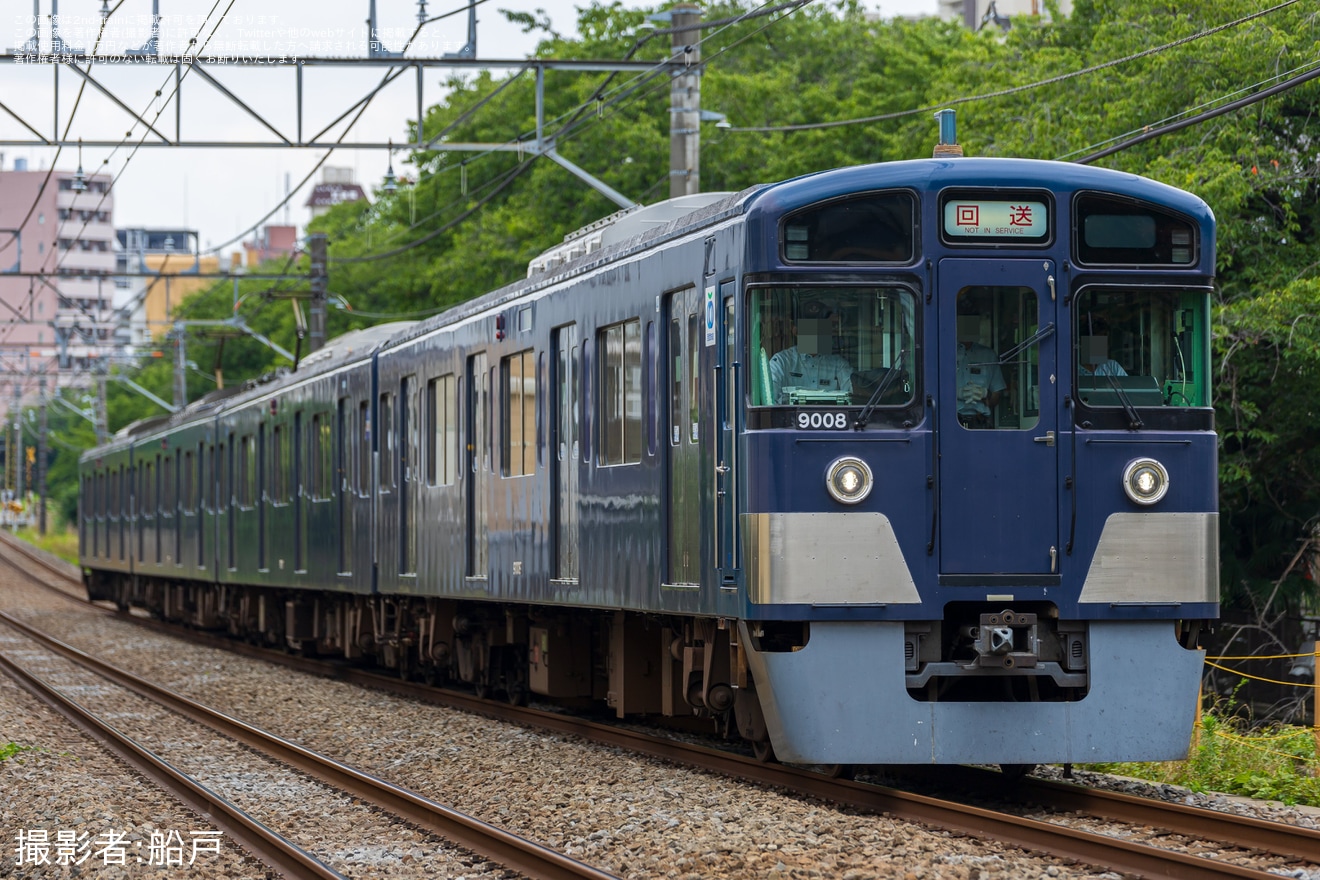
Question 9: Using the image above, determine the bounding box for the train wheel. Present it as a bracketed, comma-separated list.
[817, 764, 855, 780]
[752, 739, 777, 764]
[999, 763, 1036, 782]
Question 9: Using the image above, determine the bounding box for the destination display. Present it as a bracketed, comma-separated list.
[943, 199, 1049, 239]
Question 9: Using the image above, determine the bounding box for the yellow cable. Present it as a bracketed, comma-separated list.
[1205, 660, 1318, 688]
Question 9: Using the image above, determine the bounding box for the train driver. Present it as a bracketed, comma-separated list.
[955, 315, 1006, 429]
[769, 299, 853, 403]
[1077, 335, 1128, 376]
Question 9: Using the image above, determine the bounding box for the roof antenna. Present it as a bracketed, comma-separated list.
[933, 109, 964, 158]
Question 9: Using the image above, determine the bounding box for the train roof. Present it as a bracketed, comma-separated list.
[739, 157, 1215, 225]
[381, 187, 763, 351]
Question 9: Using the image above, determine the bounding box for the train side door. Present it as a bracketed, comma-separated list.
[666, 287, 702, 587]
[937, 259, 1059, 576]
[715, 285, 739, 584]
[552, 325, 580, 583]
[467, 353, 490, 581]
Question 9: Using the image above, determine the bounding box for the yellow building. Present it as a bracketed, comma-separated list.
[140, 251, 222, 340]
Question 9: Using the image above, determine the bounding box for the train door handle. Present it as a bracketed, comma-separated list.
[715, 462, 730, 476]
[1033, 431, 1055, 447]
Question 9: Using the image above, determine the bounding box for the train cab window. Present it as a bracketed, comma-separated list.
[954, 287, 1042, 431]
[749, 286, 916, 408]
[1074, 288, 1211, 410]
[781, 192, 915, 263]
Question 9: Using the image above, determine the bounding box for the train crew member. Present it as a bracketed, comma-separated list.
[1077, 335, 1128, 376]
[955, 314, 1006, 428]
[768, 299, 853, 403]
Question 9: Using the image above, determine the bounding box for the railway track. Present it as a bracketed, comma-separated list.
[4, 531, 1316, 880]
[0, 537, 617, 880]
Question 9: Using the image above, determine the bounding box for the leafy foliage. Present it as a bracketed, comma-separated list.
[1089, 701, 1320, 806]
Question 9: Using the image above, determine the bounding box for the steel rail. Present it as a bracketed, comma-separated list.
[65, 610, 1298, 880]
[1016, 772, 1320, 864]
[7, 533, 1308, 880]
[0, 650, 346, 880]
[0, 609, 619, 880]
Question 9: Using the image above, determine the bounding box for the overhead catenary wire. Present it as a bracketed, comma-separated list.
[204, 0, 493, 255]
[722, 0, 1303, 133]
[334, 0, 816, 265]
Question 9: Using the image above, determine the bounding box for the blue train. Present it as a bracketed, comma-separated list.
[80, 140, 1217, 768]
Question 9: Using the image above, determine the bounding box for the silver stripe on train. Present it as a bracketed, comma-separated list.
[742, 512, 920, 605]
[1079, 512, 1218, 604]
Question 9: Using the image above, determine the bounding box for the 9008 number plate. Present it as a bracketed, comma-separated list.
[797, 411, 850, 430]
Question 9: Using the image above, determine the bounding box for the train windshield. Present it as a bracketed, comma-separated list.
[749, 286, 916, 407]
[1074, 287, 1210, 408]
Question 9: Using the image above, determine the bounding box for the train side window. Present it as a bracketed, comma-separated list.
[357, 400, 370, 495]
[645, 321, 656, 456]
[238, 435, 256, 508]
[502, 350, 536, 477]
[378, 394, 395, 493]
[182, 451, 193, 513]
[163, 454, 174, 516]
[669, 315, 682, 445]
[311, 412, 334, 501]
[202, 446, 212, 513]
[426, 375, 457, 486]
[537, 351, 546, 468]
[599, 319, 642, 466]
[271, 425, 284, 503]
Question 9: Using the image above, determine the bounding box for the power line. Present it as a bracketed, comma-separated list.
[723, 0, 1303, 133]
[1075, 59, 1320, 165]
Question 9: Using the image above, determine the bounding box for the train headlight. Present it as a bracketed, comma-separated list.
[826, 457, 873, 505]
[1123, 458, 1169, 505]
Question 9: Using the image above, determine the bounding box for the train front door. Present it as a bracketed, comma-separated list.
[937, 259, 1060, 577]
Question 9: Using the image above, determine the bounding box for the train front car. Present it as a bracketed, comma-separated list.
[736, 157, 1217, 766]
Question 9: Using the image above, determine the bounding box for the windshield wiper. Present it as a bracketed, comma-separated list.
[997, 322, 1055, 366]
[1103, 369, 1145, 430]
[853, 348, 906, 430]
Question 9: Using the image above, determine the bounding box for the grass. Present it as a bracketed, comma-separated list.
[1085, 709, 1320, 806]
[0, 742, 31, 762]
[7, 525, 79, 566]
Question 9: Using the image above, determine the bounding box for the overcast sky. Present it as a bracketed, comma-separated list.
[3, 0, 937, 254]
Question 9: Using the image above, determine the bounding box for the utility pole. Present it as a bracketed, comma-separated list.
[308, 233, 328, 353]
[96, 370, 109, 445]
[173, 323, 188, 410]
[37, 378, 46, 535]
[669, 4, 702, 198]
[11, 383, 22, 504]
